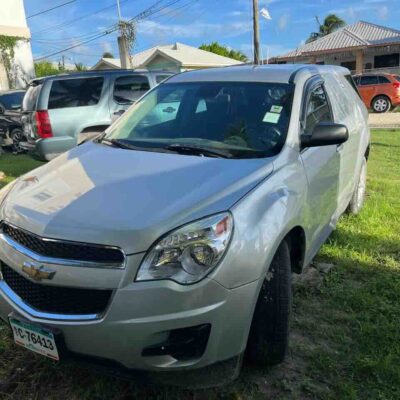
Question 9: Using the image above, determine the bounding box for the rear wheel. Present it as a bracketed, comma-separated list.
[347, 157, 367, 215]
[10, 128, 26, 154]
[246, 240, 292, 366]
[372, 95, 391, 113]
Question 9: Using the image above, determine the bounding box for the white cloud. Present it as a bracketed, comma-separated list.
[378, 5, 389, 19]
[137, 20, 252, 40]
[278, 13, 290, 30]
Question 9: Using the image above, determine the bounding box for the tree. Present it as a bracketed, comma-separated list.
[306, 14, 346, 43]
[199, 42, 248, 62]
[102, 51, 114, 58]
[34, 61, 64, 78]
[74, 62, 87, 71]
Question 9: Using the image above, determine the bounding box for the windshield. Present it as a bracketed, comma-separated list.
[105, 81, 294, 159]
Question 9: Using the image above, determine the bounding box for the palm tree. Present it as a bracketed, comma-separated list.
[306, 14, 346, 43]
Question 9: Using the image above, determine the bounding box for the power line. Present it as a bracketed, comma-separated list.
[32, 0, 129, 37]
[34, 0, 185, 61]
[27, 0, 77, 19]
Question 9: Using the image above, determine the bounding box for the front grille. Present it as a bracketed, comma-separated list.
[1, 263, 112, 315]
[1, 223, 124, 265]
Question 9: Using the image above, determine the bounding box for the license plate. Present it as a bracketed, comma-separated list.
[9, 317, 59, 360]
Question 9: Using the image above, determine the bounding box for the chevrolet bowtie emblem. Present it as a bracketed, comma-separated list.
[22, 262, 56, 281]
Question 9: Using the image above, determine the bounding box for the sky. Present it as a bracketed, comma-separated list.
[24, 0, 400, 67]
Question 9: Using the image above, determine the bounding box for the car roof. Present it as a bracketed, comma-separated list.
[29, 69, 174, 85]
[0, 89, 25, 95]
[167, 64, 350, 84]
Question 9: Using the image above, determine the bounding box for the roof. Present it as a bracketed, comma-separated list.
[91, 42, 243, 70]
[168, 64, 349, 84]
[275, 21, 400, 59]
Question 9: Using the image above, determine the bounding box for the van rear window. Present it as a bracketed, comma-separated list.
[48, 77, 104, 109]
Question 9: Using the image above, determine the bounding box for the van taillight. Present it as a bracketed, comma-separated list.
[35, 111, 53, 138]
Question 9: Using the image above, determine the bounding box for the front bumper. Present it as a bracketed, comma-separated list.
[0, 242, 258, 371]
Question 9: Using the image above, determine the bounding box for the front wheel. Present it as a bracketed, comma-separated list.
[347, 157, 367, 215]
[246, 240, 292, 366]
[372, 96, 391, 113]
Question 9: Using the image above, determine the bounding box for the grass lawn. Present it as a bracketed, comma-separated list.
[0, 130, 399, 399]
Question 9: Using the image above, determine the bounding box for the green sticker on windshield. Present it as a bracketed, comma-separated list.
[270, 105, 283, 113]
[263, 112, 280, 124]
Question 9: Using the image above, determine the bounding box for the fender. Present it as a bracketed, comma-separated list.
[211, 147, 310, 289]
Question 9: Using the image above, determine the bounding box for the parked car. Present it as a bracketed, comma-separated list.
[0, 90, 25, 152]
[21, 70, 174, 160]
[353, 73, 400, 112]
[0, 65, 369, 385]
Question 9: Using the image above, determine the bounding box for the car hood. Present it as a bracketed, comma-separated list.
[1, 142, 274, 254]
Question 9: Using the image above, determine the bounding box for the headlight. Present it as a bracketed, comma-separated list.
[136, 213, 233, 284]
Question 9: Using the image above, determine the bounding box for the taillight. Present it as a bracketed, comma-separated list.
[393, 82, 400, 89]
[35, 110, 53, 138]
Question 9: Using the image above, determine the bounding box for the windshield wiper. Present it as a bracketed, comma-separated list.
[165, 144, 232, 158]
[99, 138, 167, 152]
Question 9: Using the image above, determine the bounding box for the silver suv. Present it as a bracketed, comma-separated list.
[0, 65, 369, 384]
[21, 69, 173, 160]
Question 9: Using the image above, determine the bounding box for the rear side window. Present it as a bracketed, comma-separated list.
[345, 75, 362, 99]
[48, 77, 104, 109]
[378, 76, 391, 84]
[23, 84, 42, 111]
[395, 76, 400, 82]
[305, 85, 333, 133]
[360, 76, 378, 85]
[113, 75, 150, 104]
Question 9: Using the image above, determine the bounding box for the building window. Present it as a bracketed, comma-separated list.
[340, 61, 356, 71]
[374, 53, 400, 69]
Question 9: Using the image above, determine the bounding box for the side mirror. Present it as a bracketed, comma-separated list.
[301, 122, 349, 148]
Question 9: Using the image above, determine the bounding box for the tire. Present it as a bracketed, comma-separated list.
[10, 128, 26, 154]
[372, 95, 391, 113]
[246, 240, 292, 366]
[347, 157, 367, 215]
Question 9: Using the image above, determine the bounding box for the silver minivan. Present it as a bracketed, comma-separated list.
[21, 70, 173, 160]
[0, 65, 369, 385]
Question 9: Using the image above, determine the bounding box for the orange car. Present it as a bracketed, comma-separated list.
[353, 73, 400, 113]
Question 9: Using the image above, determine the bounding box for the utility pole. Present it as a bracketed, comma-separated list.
[116, 0, 130, 69]
[253, 0, 260, 65]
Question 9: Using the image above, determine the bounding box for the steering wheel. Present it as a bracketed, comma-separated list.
[257, 125, 282, 148]
[224, 135, 248, 147]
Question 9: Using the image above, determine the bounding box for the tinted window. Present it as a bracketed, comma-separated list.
[48, 77, 104, 109]
[396, 76, 400, 82]
[345, 75, 362, 99]
[155, 75, 171, 84]
[113, 75, 150, 104]
[23, 84, 42, 111]
[353, 76, 360, 85]
[106, 82, 295, 158]
[360, 76, 378, 85]
[305, 85, 332, 133]
[378, 76, 391, 84]
[0, 92, 24, 109]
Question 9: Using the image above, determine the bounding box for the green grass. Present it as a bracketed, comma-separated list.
[0, 131, 399, 399]
[0, 153, 44, 188]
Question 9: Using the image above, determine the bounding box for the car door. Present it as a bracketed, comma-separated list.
[300, 78, 341, 254]
[109, 74, 151, 120]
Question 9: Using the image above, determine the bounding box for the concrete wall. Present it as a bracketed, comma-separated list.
[0, 0, 34, 90]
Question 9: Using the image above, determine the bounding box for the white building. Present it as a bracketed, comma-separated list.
[0, 0, 35, 90]
[92, 42, 243, 72]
